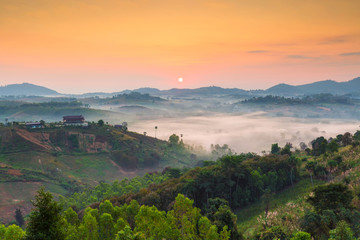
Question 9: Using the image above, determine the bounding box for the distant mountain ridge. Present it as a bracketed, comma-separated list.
[102, 77, 360, 97]
[0, 83, 59, 96]
[267, 77, 360, 95]
[2, 77, 360, 97]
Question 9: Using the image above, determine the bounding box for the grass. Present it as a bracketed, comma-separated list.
[0, 181, 66, 205]
[236, 178, 325, 237]
[58, 153, 123, 184]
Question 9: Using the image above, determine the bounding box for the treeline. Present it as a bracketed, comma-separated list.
[90, 92, 165, 105]
[0, 101, 83, 111]
[53, 152, 298, 239]
[299, 131, 360, 181]
[242, 94, 353, 105]
[112, 92, 164, 101]
[1, 188, 232, 240]
[310, 130, 360, 156]
[109, 152, 298, 215]
[19, 101, 83, 108]
[59, 173, 170, 211]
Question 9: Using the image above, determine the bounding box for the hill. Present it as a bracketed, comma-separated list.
[266, 77, 360, 96]
[0, 100, 121, 123]
[0, 124, 200, 223]
[2, 126, 360, 239]
[55, 129, 360, 239]
[0, 83, 59, 96]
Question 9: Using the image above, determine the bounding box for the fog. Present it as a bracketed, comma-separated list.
[131, 112, 360, 153]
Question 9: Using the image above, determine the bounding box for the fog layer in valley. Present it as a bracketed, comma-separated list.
[131, 112, 360, 153]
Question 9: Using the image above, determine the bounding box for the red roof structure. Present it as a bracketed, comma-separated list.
[63, 115, 85, 123]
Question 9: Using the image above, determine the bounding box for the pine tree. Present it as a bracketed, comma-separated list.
[15, 208, 25, 227]
[25, 187, 65, 240]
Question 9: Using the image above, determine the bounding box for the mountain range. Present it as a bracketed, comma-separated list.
[266, 77, 360, 95]
[1, 77, 360, 97]
[0, 83, 59, 96]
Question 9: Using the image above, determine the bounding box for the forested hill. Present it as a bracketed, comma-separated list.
[0, 123, 199, 224]
[57, 129, 360, 239]
[242, 94, 354, 105]
[2, 127, 360, 239]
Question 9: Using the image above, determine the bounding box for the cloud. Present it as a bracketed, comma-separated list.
[320, 35, 350, 45]
[339, 52, 360, 56]
[287, 55, 314, 59]
[247, 50, 269, 53]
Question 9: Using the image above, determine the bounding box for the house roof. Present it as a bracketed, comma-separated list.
[63, 115, 84, 120]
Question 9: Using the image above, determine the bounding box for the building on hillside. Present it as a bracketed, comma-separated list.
[26, 122, 43, 129]
[63, 115, 88, 127]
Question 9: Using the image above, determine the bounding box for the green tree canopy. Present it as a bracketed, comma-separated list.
[25, 187, 65, 240]
[307, 184, 353, 213]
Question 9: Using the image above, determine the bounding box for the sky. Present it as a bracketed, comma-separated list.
[0, 0, 360, 94]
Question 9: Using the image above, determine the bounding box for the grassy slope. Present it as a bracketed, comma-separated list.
[236, 143, 360, 238]
[237, 178, 325, 238]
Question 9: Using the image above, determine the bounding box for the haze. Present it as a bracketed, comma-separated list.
[131, 113, 360, 154]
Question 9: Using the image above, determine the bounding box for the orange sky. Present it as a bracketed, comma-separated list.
[0, 0, 359, 93]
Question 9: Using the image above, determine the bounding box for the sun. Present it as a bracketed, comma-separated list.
[178, 77, 183, 83]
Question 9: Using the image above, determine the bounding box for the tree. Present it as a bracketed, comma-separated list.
[0, 224, 6, 238]
[80, 212, 99, 240]
[290, 231, 311, 240]
[99, 213, 114, 240]
[271, 143, 280, 154]
[256, 226, 287, 240]
[135, 205, 178, 240]
[341, 132, 352, 146]
[213, 205, 242, 240]
[169, 194, 200, 238]
[15, 208, 25, 227]
[211, 144, 233, 159]
[64, 207, 79, 226]
[115, 225, 135, 240]
[307, 184, 353, 213]
[288, 156, 300, 185]
[329, 221, 355, 240]
[328, 140, 339, 153]
[198, 217, 219, 239]
[99, 200, 114, 216]
[25, 187, 65, 240]
[301, 211, 330, 239]
[311, 137, 328, 156]
[299, 142, 308, 151]
[168, 134, 180, 146]
[353, 130, 360, 140]
[305, 161, 316, 186]
[280, 143, 292, 155]
[98, 119, 105, 127]
[3, 224, 25, 240]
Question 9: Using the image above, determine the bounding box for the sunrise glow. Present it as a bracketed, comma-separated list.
[0, 0, 359, 93]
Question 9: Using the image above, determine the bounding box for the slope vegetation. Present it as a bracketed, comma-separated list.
[0, 124, 198, 223]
